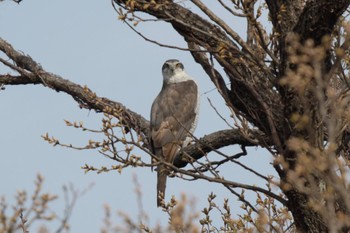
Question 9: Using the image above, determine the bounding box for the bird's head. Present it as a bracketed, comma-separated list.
[162, 59, 186, 83]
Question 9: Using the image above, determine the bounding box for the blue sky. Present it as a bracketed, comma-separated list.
[0, 0, 276, 231]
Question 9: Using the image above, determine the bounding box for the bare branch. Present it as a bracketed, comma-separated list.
[173, 164, 287, 205]
[0, 37, 149, 138]
[174, 129, 268, 168]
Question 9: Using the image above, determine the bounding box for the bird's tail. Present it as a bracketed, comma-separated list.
[156, 143, 179, 207]
[157, 164, 167, 207]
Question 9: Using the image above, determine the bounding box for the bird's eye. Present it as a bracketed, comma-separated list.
[162, 63, 170, 70]
[176, 63, 184, 70]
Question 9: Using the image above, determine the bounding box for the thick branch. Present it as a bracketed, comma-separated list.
[174, 129, 267, 168]
[0, 37, 149, 138]
[293, 0, 350, 44]
[0, 73, 149, 137]
[265, 0, 304, 35]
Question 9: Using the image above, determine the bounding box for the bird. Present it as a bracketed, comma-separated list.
[150, 59, 199, 207]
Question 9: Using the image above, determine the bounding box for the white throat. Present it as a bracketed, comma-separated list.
[163, 70, 193, 84]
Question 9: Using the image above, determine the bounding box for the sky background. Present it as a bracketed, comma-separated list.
[0, 0, 276, 232]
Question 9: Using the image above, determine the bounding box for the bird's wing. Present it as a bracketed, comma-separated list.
[150, 80, 198, 162]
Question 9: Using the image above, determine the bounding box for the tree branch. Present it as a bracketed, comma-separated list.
[0, 37, 149, 138]
[0, 37, 267, 164]
[174, 129, 268, 168]
[293, 0, 350, 44]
